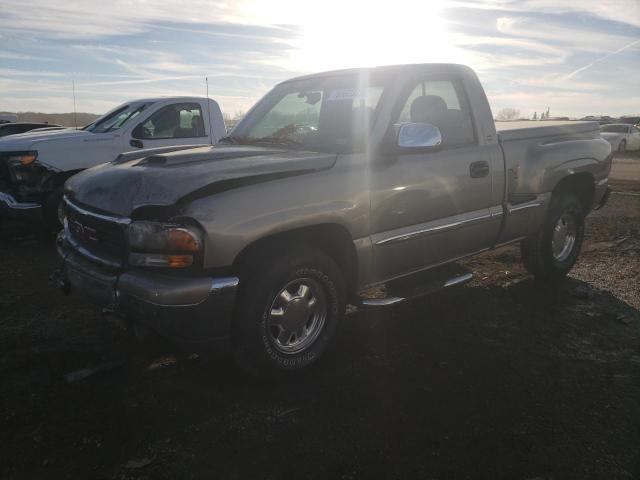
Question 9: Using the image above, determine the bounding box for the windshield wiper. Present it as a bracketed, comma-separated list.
[219, 135, 303, 148]
[218, 135, 247, 145]
[252, 136, 303, 148]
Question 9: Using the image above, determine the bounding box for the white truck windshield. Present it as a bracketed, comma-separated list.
[85, 103, 152, 133]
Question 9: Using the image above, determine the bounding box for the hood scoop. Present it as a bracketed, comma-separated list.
[134, 146, 284, 167]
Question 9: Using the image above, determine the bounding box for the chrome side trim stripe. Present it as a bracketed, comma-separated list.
[508, 202, 542, 214]
[506, 193, 551, 215]
[64, 195, 131, 225]
[375, 210, 498, 246]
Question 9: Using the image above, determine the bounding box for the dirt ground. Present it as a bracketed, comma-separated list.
[1, 155, 639, 480]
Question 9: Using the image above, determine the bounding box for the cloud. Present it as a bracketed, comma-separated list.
[0, 95, 117, 114]
[0, 0, 298, 39]
[77, 75, 203, 87]
[453, 34, 570, 69]
[0, 68, 66, 77]
[0, 50, 53, 61]
[508, 76, 609, 92]
[0, 0, 638, 117]
[563, 38, 640, 80]
[452, 0, 640, 28]
[496, 16, 640, 54]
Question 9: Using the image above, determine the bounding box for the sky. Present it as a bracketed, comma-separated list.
[0, 0, 638, 118]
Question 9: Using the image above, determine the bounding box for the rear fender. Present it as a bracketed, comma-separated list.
[516, 137, 611, 195]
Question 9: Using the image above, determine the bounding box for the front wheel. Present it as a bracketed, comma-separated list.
[520, 193, 585, 280]
[232, 246, 346, 378]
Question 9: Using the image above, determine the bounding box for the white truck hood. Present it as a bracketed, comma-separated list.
[0, 128, 91, 151]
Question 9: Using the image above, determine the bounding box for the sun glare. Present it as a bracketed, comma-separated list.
[244, 0, 465, 73]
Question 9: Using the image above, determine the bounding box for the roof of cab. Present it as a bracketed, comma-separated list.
[122, 96, 215, 104]
[279, 63, 475, 85]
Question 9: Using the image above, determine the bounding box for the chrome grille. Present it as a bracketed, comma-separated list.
[64, 198, 129, 267]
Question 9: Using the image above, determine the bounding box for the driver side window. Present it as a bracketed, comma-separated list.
[133, 103, 205, 139]
[396, 79, 475, 147]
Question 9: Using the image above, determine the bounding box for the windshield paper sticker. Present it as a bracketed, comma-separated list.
[327, 88, 364, 102]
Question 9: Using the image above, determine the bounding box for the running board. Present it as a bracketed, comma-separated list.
[358, 268, 473, 308]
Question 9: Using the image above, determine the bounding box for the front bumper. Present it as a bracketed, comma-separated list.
[55, 232, 239, 349]
[0, 191, 42, 221]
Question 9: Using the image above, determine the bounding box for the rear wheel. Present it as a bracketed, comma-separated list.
[232, 245, 346, 378]
[520, 193, 585, 280]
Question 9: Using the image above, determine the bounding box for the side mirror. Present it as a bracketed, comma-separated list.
[132, 124, 146, 140]
[397, 122, 442, 150]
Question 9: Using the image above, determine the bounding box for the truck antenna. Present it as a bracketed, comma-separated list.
[72, 79, 78, 129]
[205, 76, 213, 146]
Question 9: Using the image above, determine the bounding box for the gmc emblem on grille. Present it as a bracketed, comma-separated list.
[70, 219, 98, 242]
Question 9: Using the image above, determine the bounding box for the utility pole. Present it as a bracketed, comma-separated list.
[72, 79, 78, 129]
[205, 76, 213, 145]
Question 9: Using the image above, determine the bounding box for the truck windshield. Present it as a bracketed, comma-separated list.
[227, 74, 387, 153]
[601, 125, 629, 133]
[84, 103, 152, 133]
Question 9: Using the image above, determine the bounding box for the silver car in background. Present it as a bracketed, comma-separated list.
[600, 123, 640, 153]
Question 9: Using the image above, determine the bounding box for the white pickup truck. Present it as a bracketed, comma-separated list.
[0, 97, 226, 228]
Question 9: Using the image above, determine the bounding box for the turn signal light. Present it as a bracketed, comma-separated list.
[129, 252, 194, 268]
[167, 255, 194, 268]
[168, 228, 200, 252]
[19, 153, 37, 165]
[7, 151, 38, 166]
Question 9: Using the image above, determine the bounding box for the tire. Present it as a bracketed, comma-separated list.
[232, 245, 346, 378]
[43, 187, 64, 231]
[618, 140, 626, 154]
[520, 193, 585, 280]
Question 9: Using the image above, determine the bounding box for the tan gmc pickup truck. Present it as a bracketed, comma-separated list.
[55, 63, 612, 377]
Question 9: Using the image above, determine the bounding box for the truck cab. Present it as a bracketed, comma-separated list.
[0, 97, 225, 228]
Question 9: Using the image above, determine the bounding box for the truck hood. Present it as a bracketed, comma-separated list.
[65, 145, 337, 217]
[0, 127, 89, 150]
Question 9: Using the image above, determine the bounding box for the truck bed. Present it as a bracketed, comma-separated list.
[496, 120, 600, 142]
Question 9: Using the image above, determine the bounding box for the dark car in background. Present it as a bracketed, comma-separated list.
[618, 115, 640, 126]
[0, 122, 64, 138]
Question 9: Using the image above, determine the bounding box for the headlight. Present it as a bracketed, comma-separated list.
[128, 221, 203, 268]
[7, 151, 38, 166]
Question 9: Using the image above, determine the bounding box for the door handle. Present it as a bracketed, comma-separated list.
[130, 139, 144, 149]
[469, 160, 490, 178]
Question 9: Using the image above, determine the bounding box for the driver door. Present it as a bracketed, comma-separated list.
[370, 76, 502, 282]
